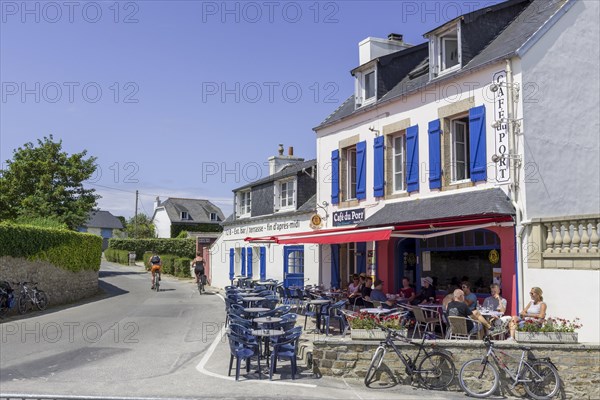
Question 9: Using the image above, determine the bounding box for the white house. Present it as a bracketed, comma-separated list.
[151, 197, 224, 239]
[307, 0, 598, 342]
[209, 147, 320, 289]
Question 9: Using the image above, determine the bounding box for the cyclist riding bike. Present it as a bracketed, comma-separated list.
[192, 253, 207, 290]
[149, 254, 162, 290]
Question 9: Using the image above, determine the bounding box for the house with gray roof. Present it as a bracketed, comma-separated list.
[306, 0, 598, 341]
[151, 197, 224, 239]
[209, 146, 320, 289]
[79, 210, 124, 250]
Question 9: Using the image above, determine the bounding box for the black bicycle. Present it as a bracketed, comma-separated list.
[17, 281, 48, 314]
[458, 335, 560, 399]
[364, 326, 456, 390]
[197, 274, 207, 294]
[0, 281, 16, 317]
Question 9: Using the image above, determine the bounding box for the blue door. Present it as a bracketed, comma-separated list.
[283, 246, 304, 288]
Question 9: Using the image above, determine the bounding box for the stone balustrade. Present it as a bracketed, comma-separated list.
[543, 217, 599, 254]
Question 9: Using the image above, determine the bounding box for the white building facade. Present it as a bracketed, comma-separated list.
[312, 0, 598, 342]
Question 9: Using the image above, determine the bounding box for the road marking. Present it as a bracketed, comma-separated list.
[195, 293, 317, 388]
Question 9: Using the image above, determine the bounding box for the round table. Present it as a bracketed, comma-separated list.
[308, 299, 331, 305]
[480, 310, 504, 319]
[241, 297, 266, 307]
[244, 307, 270, 314]
[251, 329, 286, 359]
[253, 317, 283, 325]
[361, 307, 392, 315]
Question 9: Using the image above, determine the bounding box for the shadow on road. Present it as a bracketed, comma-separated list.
[99, 270, 144, 278]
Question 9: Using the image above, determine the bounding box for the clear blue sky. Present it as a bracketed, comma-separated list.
[0, 0, 503, 219]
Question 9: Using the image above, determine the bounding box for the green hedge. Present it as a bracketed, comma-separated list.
[170, 223, 221, 238]
[108, 238, 195, 260]
[0, 222, 102, 272]
[105, 248, 131, 264]
[175, 257, 193, 278]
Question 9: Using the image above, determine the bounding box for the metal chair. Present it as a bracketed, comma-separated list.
[411, 306, 443, 339]
[447, 316, 484, 340]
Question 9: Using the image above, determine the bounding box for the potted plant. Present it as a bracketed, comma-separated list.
[516, 317, 582, 343]
[348, 312, 408, 340]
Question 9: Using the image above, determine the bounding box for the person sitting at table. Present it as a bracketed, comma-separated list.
[482, 284, 507, 314]
[347, 274, 360, 297]
[508, 286, 547, 340]
[411, 276, 436, 305]
[365, 279, 395, 308]
[398, 277, 416, 303]
[447, 289, 491, 334]
[461, 281, 478, 312]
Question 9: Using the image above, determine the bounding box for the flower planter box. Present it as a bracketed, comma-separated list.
[350, 328, 407, 340]
[515, 331, 578, 343]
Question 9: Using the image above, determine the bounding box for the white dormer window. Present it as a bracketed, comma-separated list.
[181, 211, 189, 220]
[429, 22, 461, 79]
[355, 66, 377, 108]
[210, 212, 218, 221]
[274, 178, 296, 212]
[237, 190, 251, 218]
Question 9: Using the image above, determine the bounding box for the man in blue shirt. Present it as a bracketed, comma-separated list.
[461, 281, 478, 312]
[367, 279, 395, 308]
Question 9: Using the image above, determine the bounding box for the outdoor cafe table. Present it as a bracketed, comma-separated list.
[251, 329, 286, 361]
[253, 316, 283, 329]
[241, 297, 266, 307]
[307, 299, 331, 332]
[361, 307, 392, 315]
[479, 309, 504, 319]
[244, 307, 270, 317]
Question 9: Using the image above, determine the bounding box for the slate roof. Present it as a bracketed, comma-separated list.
[157, 198, 225, 224]
[84, 210, 123, 230]
[358, 188, 514, 228]
[221, 194, 317, 227]
[234, 159, 317, 192]
[315, 0, 568, 130]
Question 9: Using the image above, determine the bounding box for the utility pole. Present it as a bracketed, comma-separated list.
[134, 190, 139, 238]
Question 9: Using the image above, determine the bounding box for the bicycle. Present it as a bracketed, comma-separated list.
[197, 274, 207, 294]
[458, 335, 561, 399]
[153, 271, 161, 292]
[364, 325, 456, 390]
[16, 281, 48, 314]
[0, 281, 16, 317]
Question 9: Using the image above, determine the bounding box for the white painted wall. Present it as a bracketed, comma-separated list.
[520, 0, 600, 220]
[316, 62, 514, 227]
[209, 215, 320, 289]
[153, 208, 171, 238]
[519, 0, 600, 344]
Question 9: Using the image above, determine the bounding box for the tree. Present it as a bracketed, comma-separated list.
[0, 135, 99, 229]
[125, 213, 155, 238]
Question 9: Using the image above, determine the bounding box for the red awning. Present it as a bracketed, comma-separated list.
[245, 226, 394, 245]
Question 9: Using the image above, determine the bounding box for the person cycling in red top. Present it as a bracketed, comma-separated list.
[149, 253, 162, 290]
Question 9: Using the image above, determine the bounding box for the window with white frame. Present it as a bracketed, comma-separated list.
[181, 211, 189, 220]
[274, 178, 296, 211]
[451, 116, 470, 182]
[210, 212, 218, 221]
[237, 190, 251, 217]
[429, 23, 461, 78]
[355, 67, 377, 108]
[393, 134, 406, 192]
[346, 147, 357, 200]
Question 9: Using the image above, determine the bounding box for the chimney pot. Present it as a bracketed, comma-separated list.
[278, 144, 284, 155]
[388, 33, 403, 42]
[288, 146, 294, 156]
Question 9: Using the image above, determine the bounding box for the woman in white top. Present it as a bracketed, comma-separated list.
[508, 286, 547, 339]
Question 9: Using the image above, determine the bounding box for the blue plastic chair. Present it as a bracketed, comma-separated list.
[227, 333, 262, 381]
[269, 331, 302, 380]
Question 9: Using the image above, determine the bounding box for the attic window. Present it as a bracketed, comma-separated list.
[365, 71, 375, 100]
[429, 22, 461, 78]
[210, 212, 218, 221]
[355, 67, 377, 108]
[181, 211, 190, 220]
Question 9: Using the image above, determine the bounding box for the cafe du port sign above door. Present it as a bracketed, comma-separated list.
[333, 208, 365, 227]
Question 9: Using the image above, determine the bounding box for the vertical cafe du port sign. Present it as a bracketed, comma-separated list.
[333, 208, 365, 227]
[493, 70, 510, 184]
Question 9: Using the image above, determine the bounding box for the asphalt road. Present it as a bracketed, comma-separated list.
[0, 261, 471, 400]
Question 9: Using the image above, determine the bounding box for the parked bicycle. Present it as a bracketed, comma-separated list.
[16, 281, 48, 314]
[364, 325, 456, 390]
[0, 281, 16, 317]
[458, 335, 561, 399]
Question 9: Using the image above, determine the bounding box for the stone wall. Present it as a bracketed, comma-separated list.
[313, 338, 600, 400]
[0, 256, 99, 312]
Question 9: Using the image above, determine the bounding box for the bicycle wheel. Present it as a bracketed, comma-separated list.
[198, 281, 203, 294]
[364, 346, 386, 386]
[417, 351, 456, 390]
[35, 290, 48, 310]
[155, 277, 160, 292]
[17, 295, 28, 314]
[523, 361, 560, 400]
[459, 358, 499, 398]
[0, 295, 8, 316]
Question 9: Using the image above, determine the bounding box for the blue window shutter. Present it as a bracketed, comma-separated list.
[357, 242, 367, 273]
[241, 248, 246, 276]
[247, 247, 253, 277]
[331, 244, 340, 289]
[373, 136, 385, 197]
[229, 248, 234, 281]
[356, 141, 367, 200]
[469, 105, 487, 182]
[406, 125, 420, 193]
[331, 149, 339, 204]
[428, 119, 442, 189]
[259, 247, 266, 281]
